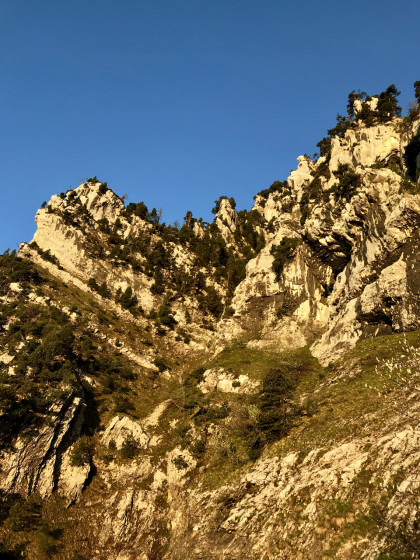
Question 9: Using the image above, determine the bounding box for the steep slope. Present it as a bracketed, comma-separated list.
[0, 86, 420, 559]
[228, 108, 420, 363]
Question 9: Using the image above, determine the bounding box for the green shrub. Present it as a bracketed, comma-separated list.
[88, 277, 111, 298]
[198, 286, 223, 318]
[0, 250, 42, 292]
[211, 195, 236, 214]
[190, 439, 206, 457]
[327, 113, 351, 138]
[97, 218, 110, 233]
[6, 494, 42, 531]
[153, 357, 169, 372]
[376, 84, 401, 123]
[117, 286, 137, 309]
[316, 136, 331, 158]
[158, 304, 177, 329]
[125, 201, 148, 219]
[70, 436, 95, 467]
[120, 435, 139, 459]
[38, 248, 60, 267]
[255, 180, 289, 200]
[150, 269, 165, 295]
[98, 182, 108, 195]
[331, 164, 362, 201]
[182, 367, 205, 409]
[399, 177, 419, 194]
[172, 455, 189, 469]
[270, 237, 300, 280]
[257, 368, 296, 441]
[356, 100, 377, 126]
[114, 396, 135, 413]
[194, 402, 230, 425]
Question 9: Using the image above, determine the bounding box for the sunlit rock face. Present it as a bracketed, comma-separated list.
[2, 103, 419, 559]
[21, 114, 420, 364]
[214, 197, 238, 243]
[0, 394, 89, 503]
[231, 114, 420, 363]
[21, 182, 161, 313]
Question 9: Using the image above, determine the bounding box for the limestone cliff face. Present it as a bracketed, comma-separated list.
[1, 101, 420, 560]
[0, 393, 89, 504]
[229, 115, 420, 363]
[17, 116, 420, 364]
[214, 197, 238, 243]
[22, 183, 158, 313]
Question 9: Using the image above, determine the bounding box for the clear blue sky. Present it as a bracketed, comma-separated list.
[1, 0, 419, 251]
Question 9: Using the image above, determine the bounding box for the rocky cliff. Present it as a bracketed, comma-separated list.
[0, 87, 419, 559]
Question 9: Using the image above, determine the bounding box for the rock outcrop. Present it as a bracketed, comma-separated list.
[230, 115, 420, 362]
[1, 92, 420, 560]
[0, 393, 89, 502]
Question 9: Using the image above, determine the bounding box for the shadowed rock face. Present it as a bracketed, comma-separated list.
[1, 108, 419, 559]
[0, 393, 89, 503]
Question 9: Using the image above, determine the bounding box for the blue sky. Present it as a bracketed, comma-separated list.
[1, 0, 419, 251]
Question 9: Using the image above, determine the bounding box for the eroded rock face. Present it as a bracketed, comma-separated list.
[329, 122, 401, 171]
[74, 390, 418, 560]
[310, 172, 420, 363]
[4, 105, 419, 560]
[176, 424, 420, 560]
[230, 241, 332, 352]
[230, 115, 420, 363]
[21, 183, 158, 314]
[0, 393, 88, 501]
[199, 368, 258, 394]
[20, 114, 420, 364]
[101, 415, 150, 450]
[215, 198, 238, 243]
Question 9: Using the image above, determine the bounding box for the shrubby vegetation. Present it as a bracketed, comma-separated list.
[70, 436, 95, 467]
[211, 195, 236, 214]
[0, 253, 81, 448]
[257, 367, 297, 441]
[315, 83, 404, 162]
[88, 277, 111, 299]
[0, 490, 64, 558]
[120, 435, 139, 459]
[115, 286, 138, 310]
[270, 237, 301, 280]
[0, 250, 142, 451]
[157, 303, 177, 329]
[255, 180, 289, 201]
[331, 164, 362, 201]
[291, 83, 406, 227]
[0, 250, 42, 294]
[29, 242, 62, 268]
